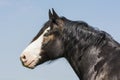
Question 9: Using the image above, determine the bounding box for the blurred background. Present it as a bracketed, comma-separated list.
[0, 0, 120, 80]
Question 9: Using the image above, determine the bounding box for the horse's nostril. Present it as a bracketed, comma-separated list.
[22, 55, 26, 59]
[20, 54, 27, 62]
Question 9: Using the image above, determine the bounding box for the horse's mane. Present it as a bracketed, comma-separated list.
[61, 17, 119, 56]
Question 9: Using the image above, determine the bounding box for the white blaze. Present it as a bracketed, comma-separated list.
[20, 27, 50, 68]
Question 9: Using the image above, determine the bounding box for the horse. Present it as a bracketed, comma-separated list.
[20, 9, 120, 80]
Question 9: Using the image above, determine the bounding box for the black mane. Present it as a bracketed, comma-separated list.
[62, 17, 119, 49]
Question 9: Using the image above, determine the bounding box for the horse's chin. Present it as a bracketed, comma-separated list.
[21, 58, 40, 69]
[23, 63, 37, 69]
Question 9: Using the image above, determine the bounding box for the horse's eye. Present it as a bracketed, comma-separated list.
[44, 30, 51, 36]
[44, 33, 49, 36]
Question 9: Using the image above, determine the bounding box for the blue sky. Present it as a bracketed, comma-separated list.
[0, 0, 120, 80]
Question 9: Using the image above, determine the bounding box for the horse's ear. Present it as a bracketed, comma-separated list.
[49, 9, 59, 20]
[52, 8, 59, 19]
[49, 9, 63, 29]
[49, 9, 53, 20]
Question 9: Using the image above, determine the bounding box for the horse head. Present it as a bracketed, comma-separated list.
[20, 9, 65, 69]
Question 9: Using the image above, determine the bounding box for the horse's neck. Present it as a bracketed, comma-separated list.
[66, 55, 81, 79]
[65, 40, 120, 80]
[63, 28, 120, 80]
[65, 46, 87, 79]
[65, 46, 103, 80]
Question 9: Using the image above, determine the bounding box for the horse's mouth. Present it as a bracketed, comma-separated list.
[23, 59, 39, 69]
